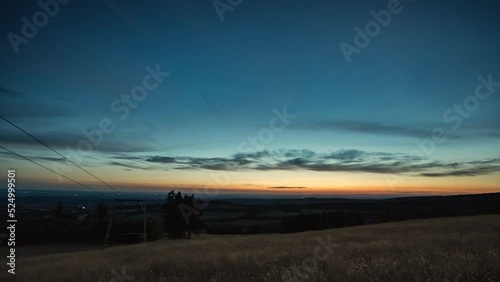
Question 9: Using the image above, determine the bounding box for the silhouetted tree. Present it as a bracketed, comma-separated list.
[53, 201, 66, 218]
[182, 194, 202, 239]
[163, 190, 202, 239]
[93, 202, 108, 220]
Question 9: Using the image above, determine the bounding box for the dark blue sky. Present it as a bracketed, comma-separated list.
[1, 0, 499, 194]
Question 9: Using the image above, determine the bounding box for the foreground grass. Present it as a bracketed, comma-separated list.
[3, 215, 500, 281]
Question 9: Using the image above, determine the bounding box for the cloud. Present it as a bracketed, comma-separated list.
[113, 155, 144, 160]
[140, 149, 500, 177]
[38, 156, 66, 162]
[419, 165, 500, 177]
[0, 103, 71, 118]
[268, 186, 307, 189]
[146, 156, 176, 163]
[109, 161, 149, 170]
[0, 132, 157, 153]
[0, 151, 65, 163]
[0, 86, 22, 97]
[55, 96, 77, 103]
[294, 120, 432, 138]
[293, 120, 500, 140]
[0, 88, 73, 119]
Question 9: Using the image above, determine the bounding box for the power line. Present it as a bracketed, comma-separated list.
[0, 145, 110, 199]
[0, 115, 121, 194]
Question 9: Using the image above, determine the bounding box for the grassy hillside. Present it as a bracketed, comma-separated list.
[3, 215, 500, 281]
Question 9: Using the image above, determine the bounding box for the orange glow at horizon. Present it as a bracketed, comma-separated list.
[15, 160, 500, 196]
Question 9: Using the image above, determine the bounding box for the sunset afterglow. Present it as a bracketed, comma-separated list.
[1, 0, 499, 197]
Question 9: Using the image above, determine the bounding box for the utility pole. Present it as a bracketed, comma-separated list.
[141, 201, 147, 243]
[103, 201, 117, 248]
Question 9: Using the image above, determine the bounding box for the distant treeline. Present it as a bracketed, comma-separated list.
[2, 192, 499, 245]
[205, 193, 500, 234]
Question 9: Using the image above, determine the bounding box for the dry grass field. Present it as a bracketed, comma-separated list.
[2, 215, 500, 282]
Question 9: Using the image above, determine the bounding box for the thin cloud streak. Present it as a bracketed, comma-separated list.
[133, 149, 500, 177]
[0, 86, 22, 97]
[268, 186, 307, 189]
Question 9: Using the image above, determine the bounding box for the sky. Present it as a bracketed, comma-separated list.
[0, 0, 499, 197]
